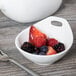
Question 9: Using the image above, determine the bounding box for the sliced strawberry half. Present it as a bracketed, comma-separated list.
[29, 26, 47, 47]
[47, 46, 57, 55]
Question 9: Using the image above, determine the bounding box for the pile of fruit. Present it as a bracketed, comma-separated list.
[21, 26, 65, 55]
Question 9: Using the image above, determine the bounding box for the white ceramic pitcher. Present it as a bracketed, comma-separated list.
[0, 0, 62, 23]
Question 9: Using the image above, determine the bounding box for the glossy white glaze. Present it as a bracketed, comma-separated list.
[15, 16, 73, 65]
[0, 0, 62, 22]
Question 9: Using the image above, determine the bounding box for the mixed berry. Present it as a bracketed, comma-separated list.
[21, 26, 65, 55]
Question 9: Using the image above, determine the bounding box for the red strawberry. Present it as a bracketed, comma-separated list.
[47, 38, 58, 47]
[29, 26, 47, 47]
[47, 46, 57, 55]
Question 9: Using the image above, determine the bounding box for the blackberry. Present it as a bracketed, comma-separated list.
[33, 47, 40, 55]
[53, 43, 65, 53]
[21, 42, 35, 53]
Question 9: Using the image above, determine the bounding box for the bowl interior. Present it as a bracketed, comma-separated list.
[16, 25, 73, 53]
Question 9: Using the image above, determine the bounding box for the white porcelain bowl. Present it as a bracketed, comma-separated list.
[15, 16, 73, 65]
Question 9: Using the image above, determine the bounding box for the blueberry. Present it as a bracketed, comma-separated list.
[39, 51, 46, 55]
[39, 46, 48, 53]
